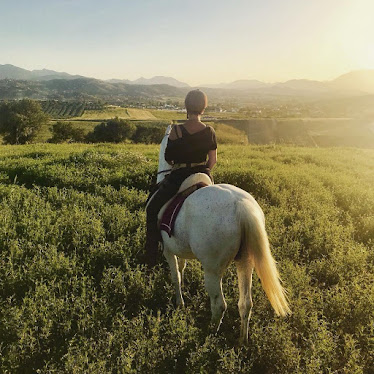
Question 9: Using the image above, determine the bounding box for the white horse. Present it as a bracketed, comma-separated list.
[153, 125, 290, 344]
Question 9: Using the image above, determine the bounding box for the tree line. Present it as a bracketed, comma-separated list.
[0, 99, 165, 145]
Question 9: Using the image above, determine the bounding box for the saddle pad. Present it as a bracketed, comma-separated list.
[160, 182, 207, 237]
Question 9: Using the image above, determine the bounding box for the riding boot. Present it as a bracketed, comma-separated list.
[144, 224, 161, 268]
[144, 175, 178, 268]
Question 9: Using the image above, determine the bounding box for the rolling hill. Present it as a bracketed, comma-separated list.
[329, 70, 374, 94]
[0, 65, 189, 87]
[1, 64, 374, 102]
[0, 64, 84, 81]
[2, 64, 374, 94]
[0, 77, 188, 100]
[201, 70, 374, 95]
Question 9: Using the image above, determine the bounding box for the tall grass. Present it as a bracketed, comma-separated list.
[0, 143, 373, 373]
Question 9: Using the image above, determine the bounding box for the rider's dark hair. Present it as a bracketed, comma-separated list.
[185, 89, 208, 115]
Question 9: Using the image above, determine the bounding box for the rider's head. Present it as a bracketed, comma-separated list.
[185, 89, 208, 117]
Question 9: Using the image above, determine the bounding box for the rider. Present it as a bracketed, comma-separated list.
[145, 89, 217, 267]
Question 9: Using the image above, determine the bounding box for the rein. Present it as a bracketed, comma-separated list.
[157, 168, 172, 175]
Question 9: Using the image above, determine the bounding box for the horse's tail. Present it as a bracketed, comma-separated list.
[236, 199, 291, 316]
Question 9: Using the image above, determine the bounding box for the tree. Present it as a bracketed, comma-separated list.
[49, 121, 85, 143]
[87, 117, 136, 143]
[0, 99, 49, 144]
[132, 125, 164, 144]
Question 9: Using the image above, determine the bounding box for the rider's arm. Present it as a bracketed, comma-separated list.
[165, 126, 181, 165]
[207, 149, 217, 170]
[165, 140, 175, 165]
[206, 127, 217, 170]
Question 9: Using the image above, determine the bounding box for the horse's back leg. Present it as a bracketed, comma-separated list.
[177, 258, 186, 287]
[163, 247, 184, 307]
[235, 259, 254, 345]
[204, 271, 227, 332]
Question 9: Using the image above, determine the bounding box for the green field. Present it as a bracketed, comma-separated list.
[34, 121, 102, 143]
[148, 109, 187, 121]
[225, 118, 374, 148]
[35, 120, 248, 145]
[75, 107, 158, 121]
[37, 102, 374, 149]
[41, 103, 162, 121]
[0, 143, 373, 373]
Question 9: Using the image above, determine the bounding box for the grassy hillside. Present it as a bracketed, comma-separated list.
[210, 122, 248, 145]
[224, 118, 374, 148]
[0, 78, 187, 100]
[0, 144, 373, 373]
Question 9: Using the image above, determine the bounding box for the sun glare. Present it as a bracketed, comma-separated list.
[334, 0, 374, 69]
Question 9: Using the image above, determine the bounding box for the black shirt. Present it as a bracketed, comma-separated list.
[165, 125, 217, 164]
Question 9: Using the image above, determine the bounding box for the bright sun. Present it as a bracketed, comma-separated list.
[336, 0, 374, 69]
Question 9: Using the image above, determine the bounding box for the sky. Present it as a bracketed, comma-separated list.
[0, 0, 373, 85]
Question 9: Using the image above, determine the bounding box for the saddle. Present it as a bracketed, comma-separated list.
[159, 173, 212, 237]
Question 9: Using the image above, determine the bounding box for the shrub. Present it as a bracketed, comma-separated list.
[87, 117, 135, 143]
[0, 144, 372, 373]
[132, 125, 165, 144]
[49, 121, 85, 143]
[0, 99, 49, 144]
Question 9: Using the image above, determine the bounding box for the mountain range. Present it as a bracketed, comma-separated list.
[0, 65, 190, 87]
[107, 76, 189, 87]
[203, 71, 374, 94]
[1, 64, 374, 99]
[0, 64, 85, 81]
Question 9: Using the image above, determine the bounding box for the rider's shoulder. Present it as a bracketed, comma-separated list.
[206, 125, 216, 134]
[168, 125, 180, 141]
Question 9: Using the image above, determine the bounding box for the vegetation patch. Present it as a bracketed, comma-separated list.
[78, 106, 157, 121]
[0, 143, 373, 373]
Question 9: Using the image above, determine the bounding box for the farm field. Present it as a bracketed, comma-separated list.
[36, 102, 374, 148]
[0, 143, 373, 373]
[40, 102, 144, 120]
[148, 109, 187, 121]
[76, 107, 158, 121]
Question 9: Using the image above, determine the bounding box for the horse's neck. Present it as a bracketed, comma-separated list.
[157, 127, 172, 183]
